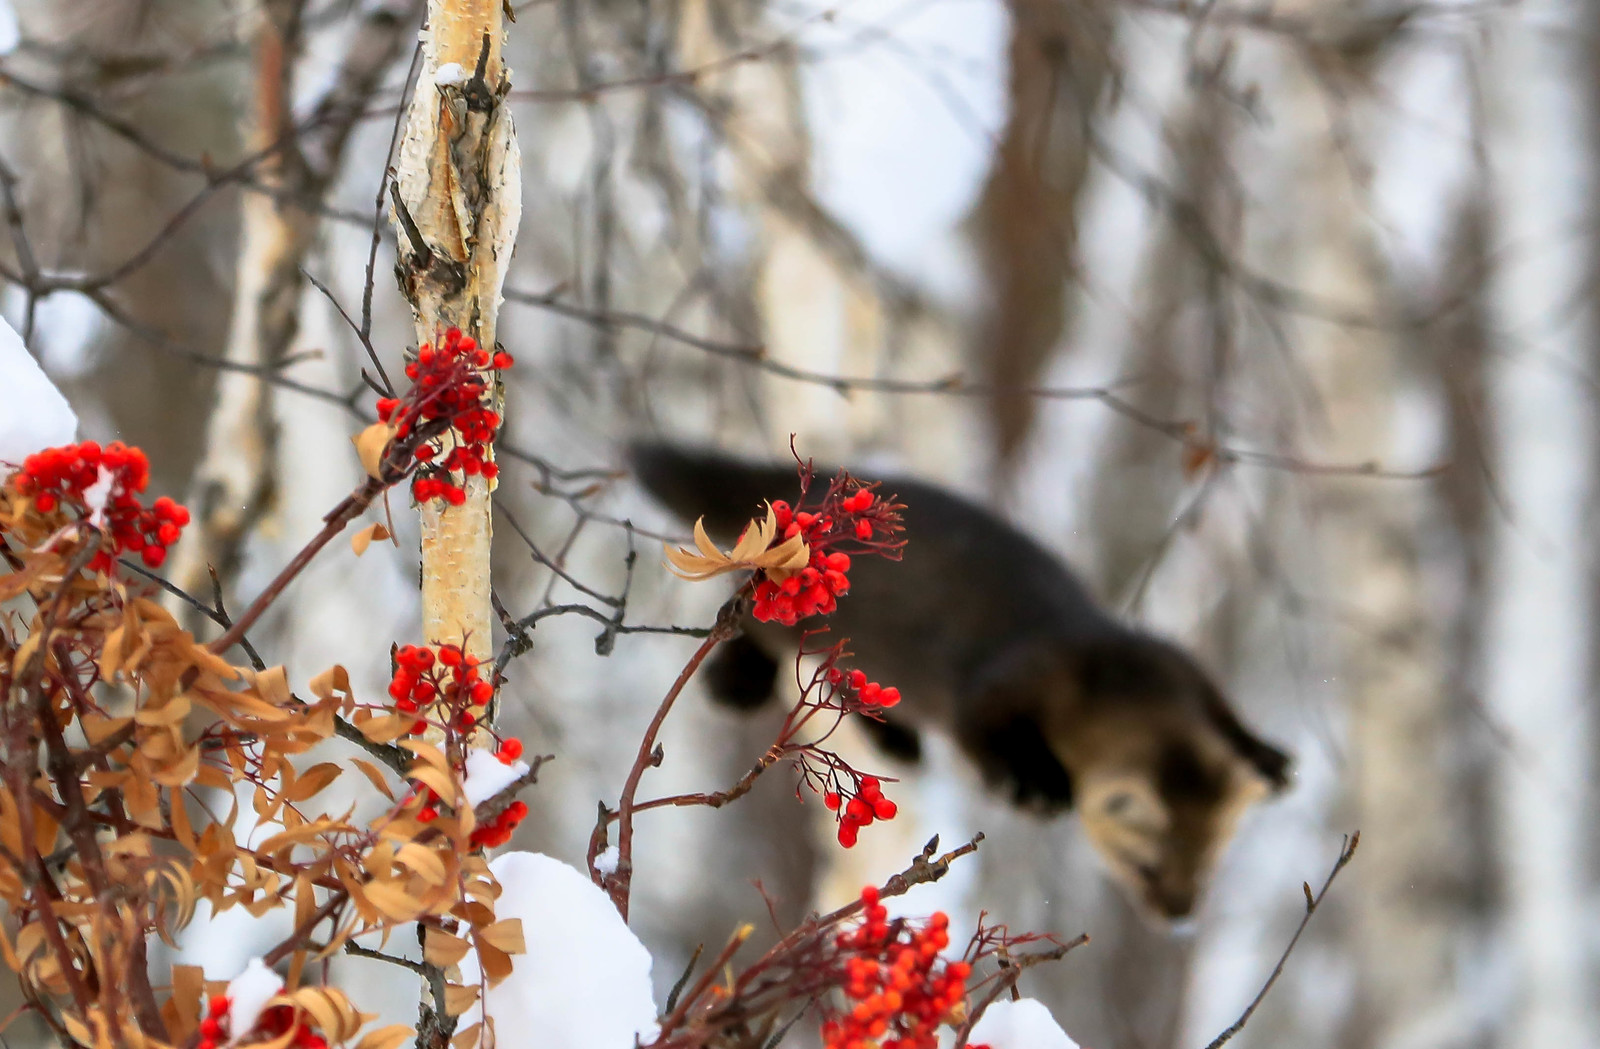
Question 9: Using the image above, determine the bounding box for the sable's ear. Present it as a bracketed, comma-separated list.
[1199, 680, 1291, 792]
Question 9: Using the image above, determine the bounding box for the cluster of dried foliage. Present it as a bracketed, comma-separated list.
[0, 398, 1082, 1049]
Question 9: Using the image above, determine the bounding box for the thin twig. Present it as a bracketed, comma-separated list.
[597, 592, 745, 918]
[1202, 832, 1361, 1049]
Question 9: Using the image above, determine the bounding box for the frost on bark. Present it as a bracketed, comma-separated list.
[390, 0, 522, 664]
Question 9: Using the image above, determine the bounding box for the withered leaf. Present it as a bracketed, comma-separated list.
[363, 880, 425, 922]
[355, 712, 411, 745]
[351, 522, 394, 556]
[663, 506, 809, 583]
[284, 762, 343, 802]
[353, 422, 398, 480]
[356, 1025, 416, 1049]
[149, 745, 200, 787]
[252, 665, 292, 706]
[349, 758, 395, 800]
[478, 942, 513, 986]
[397, 841, 449, 885]
[308, 664, 351, 703]
[168, 964, 206, 1042]
[423, 930, 471, 968]
[477, 918, 524, 956]
[442, 983, 479, 1017]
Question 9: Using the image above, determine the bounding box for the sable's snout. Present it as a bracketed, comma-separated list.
[1150, 884, 1196, 921]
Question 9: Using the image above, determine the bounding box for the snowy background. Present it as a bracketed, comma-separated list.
[0, 0, 1596, 1047]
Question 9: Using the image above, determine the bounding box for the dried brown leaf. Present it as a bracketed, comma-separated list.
[363, 880, 425, 922]
[253, 665, 292, 706]
[356, 1024, 415, 1049]
[663, 506, 809, 582]
[397, 841, 448, 885]
[477, 919, 524, 956]
[353, 422, 398, 480]
[351, 522, 394, 556]
[442, 984, 479, 1017]
[423, 930, 471, 968]
[284, 762, 342, 802]
[308, 664, 351, 703]
[354, 712, 410, 744]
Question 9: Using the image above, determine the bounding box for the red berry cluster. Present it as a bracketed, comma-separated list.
[753, 486, 899, 626]
[253, 1003, 329, 1049]
[467, 741, 534, 850]
[467, 738, 530, 846]
[821, 886, 971, 1049]
[823, 775, 898, 849]
[471, 798, 529, 849]
[196, 993, 231, 1049]
[826, 666, 901, 710]
[388, 643, 495, 737]
[196, 995, 327, 1049]
[374, 328, 512, 506]
[10, 441, 190, 570]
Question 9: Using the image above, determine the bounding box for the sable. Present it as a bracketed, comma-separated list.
[632, 442, 1291, 920]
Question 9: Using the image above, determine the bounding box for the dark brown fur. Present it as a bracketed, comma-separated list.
[631, 443, 1290, 919]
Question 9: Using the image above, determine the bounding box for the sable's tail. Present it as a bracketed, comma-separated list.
[627, 442, 808, 541]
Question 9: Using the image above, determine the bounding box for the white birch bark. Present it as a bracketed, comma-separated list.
[1482, 4, 1597, 1045]
[390, 0, 522, 663]
[167, 0, 423, 623]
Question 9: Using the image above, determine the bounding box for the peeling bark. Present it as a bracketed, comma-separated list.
[390, 0, 522, 662]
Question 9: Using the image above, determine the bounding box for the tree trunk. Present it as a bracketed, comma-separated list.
[168, 0, 423, 627]
[1482, 3, 1598, 1043]
[390, 0, 522, 664]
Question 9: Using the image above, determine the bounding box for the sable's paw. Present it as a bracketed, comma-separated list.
[704, 632, 779, 711]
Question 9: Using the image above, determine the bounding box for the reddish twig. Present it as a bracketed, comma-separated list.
[596, 591, 747, 919]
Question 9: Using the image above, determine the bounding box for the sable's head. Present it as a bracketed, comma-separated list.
[1057, 636, 1291, 922]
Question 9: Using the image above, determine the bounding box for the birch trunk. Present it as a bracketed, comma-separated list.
[169, 0, 424, 625]
[390, 0, 522, 663]
[1482, 4, 1597, 1044]
[1279, 46, 1464, 1049]
[165, 1, 307, 619]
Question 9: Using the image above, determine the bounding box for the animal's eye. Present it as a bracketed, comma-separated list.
[1136, 863, 1160, 884]
[1104, 791, 1136, 816]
